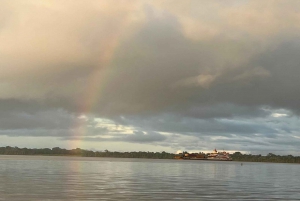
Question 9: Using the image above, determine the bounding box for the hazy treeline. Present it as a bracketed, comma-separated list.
[1, 146, 300, 163]
[231, 152, 300, 163]
[0, 146, 175, 159]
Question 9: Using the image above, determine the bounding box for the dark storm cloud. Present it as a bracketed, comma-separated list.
[124, 131, 166, 142]
[0, 126, 108, 137]
[110, 113, 280, 138]
[0, 99, 42, 114]
[93, 12, 300, 120]
[61, 131, 166, 143]
[0, 107, 74, 130]
[0, 101, 106, 137]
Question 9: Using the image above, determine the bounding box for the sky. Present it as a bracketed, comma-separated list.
[1, 0, 300, 155]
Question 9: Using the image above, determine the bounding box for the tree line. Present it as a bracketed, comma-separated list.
[0, 146, 175, 159]
[1, 146, 300, 163]
[231, 152, 300, 163]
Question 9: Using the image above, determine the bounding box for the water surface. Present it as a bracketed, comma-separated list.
[0, 155, 299, 200]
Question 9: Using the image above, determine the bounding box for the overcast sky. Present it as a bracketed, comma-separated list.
[1, 0, 300, 155]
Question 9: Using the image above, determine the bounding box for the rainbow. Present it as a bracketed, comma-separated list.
[70, 16, 135, 149]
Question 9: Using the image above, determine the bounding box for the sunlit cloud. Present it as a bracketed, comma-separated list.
[1, 0, 300, 154]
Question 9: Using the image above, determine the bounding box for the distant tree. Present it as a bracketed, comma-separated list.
[0, 146, 299, 163]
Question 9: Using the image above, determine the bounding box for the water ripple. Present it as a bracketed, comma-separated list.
[0, 156, 300, 200]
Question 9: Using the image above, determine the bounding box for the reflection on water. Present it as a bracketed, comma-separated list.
[0, 155, 299, 200]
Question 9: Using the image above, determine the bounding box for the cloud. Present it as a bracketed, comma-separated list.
[151, 1, 300, 41]
[2, 0, 300, 117]
[0, 0, 145, 101]
[174, 74, 219, 88]
[61, 131, 167, 144]
[272, 113, 288, 118]
[1, 1, 300, 153]
[124, 131, 166, 143]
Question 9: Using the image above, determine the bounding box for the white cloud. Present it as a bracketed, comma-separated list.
[271, 113, 288, 118]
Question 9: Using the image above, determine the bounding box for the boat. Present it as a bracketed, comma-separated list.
[174, 152, 206, 160]
[207, 149, 232, 161]
[174, 149, 232, 161]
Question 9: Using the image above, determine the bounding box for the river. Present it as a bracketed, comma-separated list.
[0, 155, 299, 200]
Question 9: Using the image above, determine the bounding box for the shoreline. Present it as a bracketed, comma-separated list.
[1, 154, 300, 164]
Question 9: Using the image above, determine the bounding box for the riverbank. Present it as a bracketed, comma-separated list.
[1, 146, 300, 163]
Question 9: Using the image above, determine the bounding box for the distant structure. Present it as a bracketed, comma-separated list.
[175, 149, 232, 161]
[174, 151, 206, 160]
[207, 149, 232, 161]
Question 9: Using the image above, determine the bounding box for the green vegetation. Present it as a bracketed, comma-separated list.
[231, 152, 300, 163]
[0, 146, 175, 159]
[1, 146, 300, 163]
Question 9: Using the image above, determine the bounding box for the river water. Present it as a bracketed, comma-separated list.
[0, 155, 299, 200]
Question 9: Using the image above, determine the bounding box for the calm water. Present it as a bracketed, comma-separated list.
[0, 156, 299, 200]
